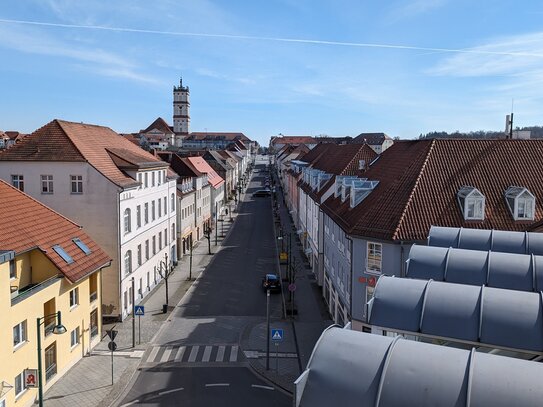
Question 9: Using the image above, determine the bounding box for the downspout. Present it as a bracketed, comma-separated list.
[345, 235, 354, 322]
[400, 241, 405, 278]
[116, 189, 122, 320]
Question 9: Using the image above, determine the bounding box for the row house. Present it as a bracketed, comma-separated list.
[157, 152, 212, 253]
[137, 117, 175, 151]
[319, 139, 543, 329]
[183, 132, 256, 154]
[0, 180, 111, 407]
[185, 156, 226, 221]
[276, 144, 310, 187]
[202, 150, 237, 201]
[296, 144, 377, 290]
[218, 150, 243, 198]
[0, 120, 178, 321]
[269, 135, 318, 153]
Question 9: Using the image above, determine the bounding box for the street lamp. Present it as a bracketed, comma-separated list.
[37, 311, 67, 407]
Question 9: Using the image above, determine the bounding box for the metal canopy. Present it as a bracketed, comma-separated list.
[406, 245, 543, 291]
[368, 276, 543, 352]
[427, 226, 543, 255]
[295, 327, 543, 407]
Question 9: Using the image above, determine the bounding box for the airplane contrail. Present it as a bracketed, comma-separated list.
[0, 18, 542, 58]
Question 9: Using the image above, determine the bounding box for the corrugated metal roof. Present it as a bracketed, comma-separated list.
[368, 276, 543, 352]
[296, 327, 543, 407]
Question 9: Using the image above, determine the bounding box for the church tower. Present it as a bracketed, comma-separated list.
[173, 77, 190, 147]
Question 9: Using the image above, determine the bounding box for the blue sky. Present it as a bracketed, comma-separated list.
[1, 0, 543, 146]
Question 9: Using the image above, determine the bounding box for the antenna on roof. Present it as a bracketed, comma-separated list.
[505, 99, 514, 140]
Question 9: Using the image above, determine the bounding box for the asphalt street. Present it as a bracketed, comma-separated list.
[118, 157, 291, 407]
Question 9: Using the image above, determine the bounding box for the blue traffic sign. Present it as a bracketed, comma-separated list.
[134, 305, 145, 316]
[271, 328, 284, 342]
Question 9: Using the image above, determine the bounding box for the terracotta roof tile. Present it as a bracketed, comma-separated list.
[0, 180, 111, 282]
[142, 117, 174, 135]
[322, 139, 543, 242]
[186, 156, 225, 189]
[0, 119, 169, 188]
[188, 132, 251, 142]
[353, 132, 392, 144]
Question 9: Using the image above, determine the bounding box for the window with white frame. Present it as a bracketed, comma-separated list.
[137, 244, 142, 266]
[124, 209, 131, 234]
[367, 242, 382, 273]
[158, 199, 162, 218]
[164, 228, 168, 245]
[70, 175, 83, 194]
[145, 240, 149, 260]
[152, 236, 156, 255]
[11, 174, 24, 191]
[136, 205, 141, 228]
[144, 172, 148, 188]
[144, 203, 149, 224]
[41, 174, 54, 194]
[164, 196, 167, 213]
[124, 251, 132, 274]
[137, 173, 142, 189]
[69, 288, 79, 307]
[505, 186, 536, 220]
[152, 171, 155, 187]
[13, 320, 27, 347]
[365, 286, 375, 308]
[171, 193, 175, 212]
[14, 371, 25, 396]
[457, 186, 485, 220]
[70, 327, 80, 348]
[10, 259, 16, 279]
[159, 231, 162, 250]
[152, 200, 156, 221]
[172, 224, 175, 242]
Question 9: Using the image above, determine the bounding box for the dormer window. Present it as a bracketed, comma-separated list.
[505, 186, 535, 220]
[457, 187, 485, 220]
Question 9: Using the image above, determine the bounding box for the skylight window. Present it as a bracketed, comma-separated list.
[73, 238, 92, 255]
[505, 186, 535, 221]
[53, 245, 74, 264]
[457, 186, 485, 220]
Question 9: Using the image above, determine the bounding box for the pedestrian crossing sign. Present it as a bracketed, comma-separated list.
[271, 328, 284, 341]
[134, 305, 145, 316]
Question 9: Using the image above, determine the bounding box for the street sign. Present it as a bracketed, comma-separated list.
[288, 283, 297, 292]
[106, 329, 118, 341]
[368, 277, 377, 287]
[108, 341, 118, 352]
[24, 369, 38, 388]
[134, 305, 145, 316]
[271, 328, 284, 342]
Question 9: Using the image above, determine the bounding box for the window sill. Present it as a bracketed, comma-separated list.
[14, 388, 28, 401]
[13, 340, 28, 352]
[365, 270, 382, 276]
[70, 304, 78, 311]
[70, 343, 80, 351]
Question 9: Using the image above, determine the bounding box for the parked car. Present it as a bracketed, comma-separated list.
[253, 189, 271, 197]
[262, 274, 281, 292]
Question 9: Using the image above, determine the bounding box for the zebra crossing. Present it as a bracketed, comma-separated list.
[143, 344, 241, 365]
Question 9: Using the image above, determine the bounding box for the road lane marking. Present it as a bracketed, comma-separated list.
[251, 385, 275, 391]
[147, 346, 160, 362]
[229, 345, 238, 362]
[216, 345, 225, 362]
[120, 401, 139, 407]
[202, 346, 212, 362]
[205, 383, 230, 387]
[160, 346, 173, 363]
[174, 346, 186, 362]
[188, 345, 200, 362]
[158, 387, 184, 396]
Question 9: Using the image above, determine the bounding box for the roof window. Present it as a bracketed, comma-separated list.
[457, 186, 485, 220]
[505, 186, 535, 220]
[73, 238, 92, 255]
[52, 245, 74, 264]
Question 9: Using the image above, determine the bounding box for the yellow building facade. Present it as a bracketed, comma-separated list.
[0, 250, 103, 407]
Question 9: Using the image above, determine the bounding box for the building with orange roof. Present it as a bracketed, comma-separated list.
[0, 119, 178, 321]
[0, 179, 110, 406]
[185, 156, 226, 220]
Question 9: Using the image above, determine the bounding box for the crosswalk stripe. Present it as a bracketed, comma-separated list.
[188, 345, 200, 362]
[160, 346, 173, 363]
[174, 346, 186, 362]
[229, 345, 238, 362]
[202, 346, 212, 362]
[216, 345, 225, 362]
[147, 346, 160, 363]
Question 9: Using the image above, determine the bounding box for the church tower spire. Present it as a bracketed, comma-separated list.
[173, 77, 190, 147]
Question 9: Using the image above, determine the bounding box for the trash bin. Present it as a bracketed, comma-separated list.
[162, 304, 168, 314]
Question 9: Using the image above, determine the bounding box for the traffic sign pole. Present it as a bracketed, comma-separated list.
[138, 315, 141, 345]
[266, 289, 270, 370]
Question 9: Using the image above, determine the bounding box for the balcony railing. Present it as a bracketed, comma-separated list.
[11, 275, 62, 306]
[45, 363, 57, 382]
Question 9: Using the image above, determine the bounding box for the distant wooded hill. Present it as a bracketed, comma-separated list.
[418, 126, 543, 140]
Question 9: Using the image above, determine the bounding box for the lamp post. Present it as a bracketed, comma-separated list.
[37, 311, 67, 407]
[158, 253, 172, 311]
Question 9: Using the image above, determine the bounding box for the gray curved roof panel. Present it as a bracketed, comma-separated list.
[297, 327, 543, 407]
[378, 339, 470, 407]
[369, 276, 543, 353]
[406, 245, 543, 292]
[446, 247, 487, 286]
[480, 288, 543, 351]
[487, 251, 533, 291]
[368, 277, 426, 332]
[405, 245, 447, 280]
[421, 283, 481, 341]
[428, 226, 543, 255]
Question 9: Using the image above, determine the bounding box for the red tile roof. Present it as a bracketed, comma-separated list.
[0, 119, 169, 188]
[271, 136, 317, 147]
[186, 156, 225, 189]
[141, 117, 174, 135]
[188, 132, 251, 142]
[322, 139, 543, 242]
[0, 180, 111, 282]
[353, 132, 392, 144]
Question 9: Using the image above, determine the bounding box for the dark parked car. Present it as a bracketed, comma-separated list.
[262, 274, 281, 292]
[253, 189, 271, 197]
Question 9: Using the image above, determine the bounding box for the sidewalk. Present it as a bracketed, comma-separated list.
[43, 195, 245, 407]
[240, 171, 332, 393]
